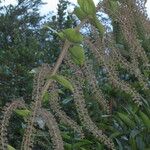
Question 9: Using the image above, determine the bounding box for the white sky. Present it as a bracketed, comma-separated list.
[2, 0, 150, 17]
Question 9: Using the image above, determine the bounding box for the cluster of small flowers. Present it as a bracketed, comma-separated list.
[64, 57, 115, 149]
[0, 99, 25, 150]
[48, 84, 84, 138]
[72, 78, 115, 150]
[38, 109, 64, 150]
[82, 61, 110, 114]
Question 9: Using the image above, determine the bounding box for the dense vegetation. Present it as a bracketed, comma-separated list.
[0, 0, 150, 150]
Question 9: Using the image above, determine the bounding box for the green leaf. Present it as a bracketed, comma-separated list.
[15, 109, 31, 118]
[64, 143, 72, 150]
[139, 111, 150, 128]
[74, 7, 86, 20]
[117, 112, 135, 128]
[43, 91, 50, 103]
[108, 0, 119, 14]
[69, 45, 85, 65]
[130, 137, 137, 150]
[115, 139, 123, 150]
[91, 17, 105, 37]
[61, 132, 71, 140]
[57, 32, 65, 40]
[77, 0, 96, 16]
[7, 145, 16, 150]
[96, 142, 104, 150]
[51, 75, 74, 92]
[63, 28, 83, 43]
[73, 139, 92, 148]
[110, 131, 122, 138]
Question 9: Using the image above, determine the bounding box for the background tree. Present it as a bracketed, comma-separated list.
[0, 0, 44, 106]
[0, 0, 76, 107]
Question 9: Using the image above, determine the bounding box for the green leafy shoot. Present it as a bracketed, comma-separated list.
[63, 28, 83, 43]
[43, 91, 51, 103]
[74, 7, 86, 20]
[69, 45, 85, 65]
[50, 75, 74, 92]
[14, 109, 31, 118]
[77, 0, 96, 16]
[7, 145, 16, 150]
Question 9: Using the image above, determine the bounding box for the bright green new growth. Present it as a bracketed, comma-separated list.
[77, 0, 96, 16]
[15, 109, 31, 118]
[7, 145, 16, 150]
[69, 45, 85, 65]
[74, 7, 86, 20]
[42, 91, 51, 103]
[63, 28, 83, 43]
[91, 17, 105, 37]
[76, 0, 104, 37]
[51, 75, 74, 92]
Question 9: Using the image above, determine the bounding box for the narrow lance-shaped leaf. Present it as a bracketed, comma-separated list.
[139, 111, 150, 128]
[96, 142, 104, 150]
[69, 45, 85, 65]
[51, 75, 74, 92]
[64, 143, 72, 150]
[44, 25, 65, 40]
[91, 17, 105, 37]
[117, 112, 135, 128]
[108, 0, 119, 14]
[129, 137, 137, 150]
[73, 139, 92, 148]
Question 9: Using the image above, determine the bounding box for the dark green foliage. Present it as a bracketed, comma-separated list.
[0, 0, 43, 106]
[0, 0, 76, 107]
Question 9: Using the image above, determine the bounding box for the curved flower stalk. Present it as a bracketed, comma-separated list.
[71, 75, 115, 150]
[118, 4, 149, 66]
[32, 64, 52, 105]
[0, 99, 26, 150]
[103, 58, 143, 106]
[38, 109, 64, 150]
[109, 42, 148, 90]
[103, 0, 149, 88]
[21, 64, 52, 150]
[48, 84, 84, 138]
[64, 57, 115, 149]
[84, 38, 143, 106]
[81, 61, 110, 114]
